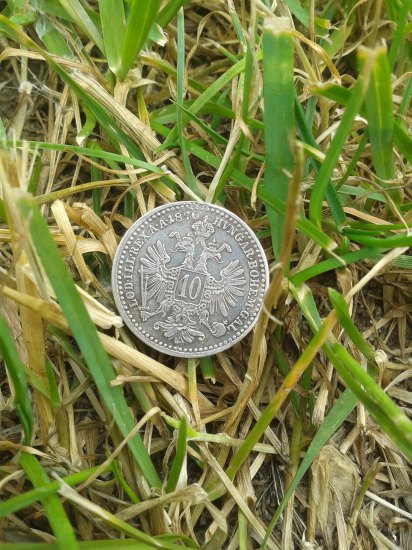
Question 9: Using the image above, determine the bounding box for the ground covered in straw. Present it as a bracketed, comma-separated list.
[0, 1, 411, 549]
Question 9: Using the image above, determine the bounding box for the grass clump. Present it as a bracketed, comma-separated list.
[0, 1, 411, 549]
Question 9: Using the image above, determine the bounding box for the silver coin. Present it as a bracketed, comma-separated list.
[112, 202, 268, 358]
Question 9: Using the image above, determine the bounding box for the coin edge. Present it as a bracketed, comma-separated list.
[112, 201, 269, 358]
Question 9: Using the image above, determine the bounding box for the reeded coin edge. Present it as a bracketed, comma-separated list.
[112, 202, 269, 358]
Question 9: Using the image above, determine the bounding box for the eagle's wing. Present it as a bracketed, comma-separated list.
[204, 260, 246, 317]
[140, 241, 171, 303]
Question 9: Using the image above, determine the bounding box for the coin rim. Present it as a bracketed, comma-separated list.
[112, 201, 269, 358]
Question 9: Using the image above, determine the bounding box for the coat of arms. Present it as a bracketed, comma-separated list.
[138, 216, 246, 344]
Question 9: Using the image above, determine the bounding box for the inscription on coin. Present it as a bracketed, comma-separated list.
[112, 202, 269, 357]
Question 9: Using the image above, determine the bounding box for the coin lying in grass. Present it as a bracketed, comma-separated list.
[112, 202, 269, 357]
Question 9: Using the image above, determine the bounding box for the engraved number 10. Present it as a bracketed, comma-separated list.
[178, 274, 202, 300]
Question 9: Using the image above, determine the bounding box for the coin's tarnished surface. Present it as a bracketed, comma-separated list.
[112, 202, 268, 357]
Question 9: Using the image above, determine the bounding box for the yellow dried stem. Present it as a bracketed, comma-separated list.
[77, 407, 161, 493]
[0, 153, 56, 445]
[225, 145, 303, 433]
[43, 86, 73, 197]
[35, 180, 129, 206]
[60, 239, 107, 256]
[0, 441, 48, 456]
[67, 202, 118, 259]
[309, 445, 359, 546]
[75, 286, 122, 329]
[71, 70, 207, 197]
[51, 199, 94, 285]
[114, 80, 148, 215]
[15, 272, 55, 443]
[0, 294, 28, 364]
[206, 122, 241, 202]
[200, 444, 279, 550]
[0, 46, 101, 77]
[0, 284, 214, 413]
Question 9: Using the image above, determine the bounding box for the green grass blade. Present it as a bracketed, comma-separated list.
[241, 40, 254, 122]
[7, 0, 36, 25]
[225, 310, 336, 481]
[383, 0, 400, 21]
[294, 94, 346, 227]
[312, 83, 412, 164]
[44, 358, 60, 407]
[147, 22, 167, 46]
[336, 130, 368, 189]
[0, 18, 145, 160]
[388, 0, 411, 70]
[273, 342, 300, 415]
[165, 416, 188, 493]
[7, 0, 25, 9]
[31, 0, 71, 19]
[341, 229, 412, 248]
[290, 247, 380, 286]
[176, 7, 198, 194]
[292, 281, 412, 461]
[331, 344, 412, 461]
[89, 145, 102, 215]
[284, 0, 309, 28]
[19, 453, 78, 549]
[172, 103, 228, 146]
[390, 254, 412, 268]
[0, 466, 111, 518]
[54, 484, 189, 549]
[206, 42, 255, 201]
[22, 364, 52, 400]
[262, 17, 295, 258]
[0, 314, 33, 445]
[99, 0, 126, 77]
[0, 115, 5, 140]
[364, 45, 395, 181]
[328, 288, 375, 360]
[185, 140, 338, 253]
[76, 107, 96, 145]
[119, 0, 162, 81]
[260, 388, 357, 548]
[57, 0, 104, 52]
[17, 197, 161, 489]
[0, 198, 6, 222]
[27, 154, 42, 195]
[399, 75, 412, 116]
[160, 54, 250, 149]
[157, 0, 190, 28]
[289, 282, 321, 330]
[8, 140, 161, 174]
[112, 460, 140, 504]
[393, 121, 412, 164]
[199, 356, 215, 382]
[0, 543, 156, 550]
[35, 16, 74, 57]
[309, 47, 376, 225]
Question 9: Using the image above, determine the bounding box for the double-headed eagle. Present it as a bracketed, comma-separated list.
[138, 226, 246, 343]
